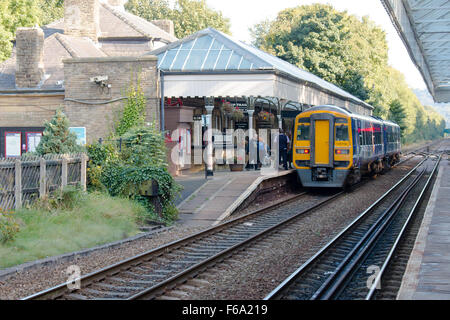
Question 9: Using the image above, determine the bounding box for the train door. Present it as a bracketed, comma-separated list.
[314, 120, 330, 165]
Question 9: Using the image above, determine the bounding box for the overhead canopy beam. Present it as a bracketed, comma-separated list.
[381, 0, 450, 102]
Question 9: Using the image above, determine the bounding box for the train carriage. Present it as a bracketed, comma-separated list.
[293, 105, 401, 188]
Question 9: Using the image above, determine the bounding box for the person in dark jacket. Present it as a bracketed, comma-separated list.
[279, 130, 288, 170]
[286, 131, 293, 169]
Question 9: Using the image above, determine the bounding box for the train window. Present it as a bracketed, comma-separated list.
[335, 125, 349, 141]
[374, 125, 382, 144]
[297, 124, 310, 140]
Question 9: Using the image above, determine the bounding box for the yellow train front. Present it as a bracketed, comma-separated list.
[293, 105, 401, 188]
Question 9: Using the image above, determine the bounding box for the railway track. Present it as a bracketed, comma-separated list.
[22, 148, 427, 300]
[264, 154, 441, 300]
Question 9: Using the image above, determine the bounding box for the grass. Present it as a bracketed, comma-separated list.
[0, 190, 149, 269]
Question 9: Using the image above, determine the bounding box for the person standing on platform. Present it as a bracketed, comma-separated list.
[286, 131, 293, 169]
[279, 130, 288, 170]
[247, 134, 259, 170]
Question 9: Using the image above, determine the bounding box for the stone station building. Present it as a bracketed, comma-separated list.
[149, 28, 374, 174]
[0, 0, 176, 157]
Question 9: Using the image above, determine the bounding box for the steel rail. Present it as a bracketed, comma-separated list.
[22, 189, 312, 300]
[365, 154, 441, 300]
[127, 191, 344, 300]
[264, 157, 427, 300]
[313, 166, 427, 300]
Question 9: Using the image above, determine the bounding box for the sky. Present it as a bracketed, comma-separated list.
[200, 0, 428, 91]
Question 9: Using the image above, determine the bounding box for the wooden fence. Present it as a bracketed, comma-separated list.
[0, 153, 88, 211]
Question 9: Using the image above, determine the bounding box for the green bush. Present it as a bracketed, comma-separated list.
[86, 142, 119, 191]
[36, 109, 84, 155]
[86, 123, 181, 224]
[101, 164, 181, 222]
[121, 124, 167, 168]
[0, 211, 20, 243]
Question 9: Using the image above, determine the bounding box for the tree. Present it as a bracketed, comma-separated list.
[250, 3, 446, 143]
[125, 0, 231, 39]
[250, 4, 381, 101]
[36, 109, 84, 155]
[125, 0, 172, 22]
[0, 0, 63, 62]
[388, 99, 407, 137]
[38, 0, 64, 26]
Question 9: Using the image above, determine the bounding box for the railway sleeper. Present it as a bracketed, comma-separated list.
[82, 288, 130, 298]
[94, 283, 143, 292]
[108, 277, 154, 286]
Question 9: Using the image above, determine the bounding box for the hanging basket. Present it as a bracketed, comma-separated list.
[257, 111, 275, 123]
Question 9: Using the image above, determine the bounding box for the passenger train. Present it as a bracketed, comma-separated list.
[293, 105, 401, 188]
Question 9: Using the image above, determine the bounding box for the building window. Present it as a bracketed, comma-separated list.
[0, 127, 44, 158]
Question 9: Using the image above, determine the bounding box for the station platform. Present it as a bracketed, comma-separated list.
[174, 168, 295, 227]
[398, 154, 450, 300]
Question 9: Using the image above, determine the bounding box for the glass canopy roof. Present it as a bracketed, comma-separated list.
[156, 33, 260, 71]
[150, 28, 370, 107]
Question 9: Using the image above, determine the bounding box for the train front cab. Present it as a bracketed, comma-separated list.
[293, 109, 353, 188]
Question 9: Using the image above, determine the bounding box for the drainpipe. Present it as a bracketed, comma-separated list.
[160, 70, 165, 132]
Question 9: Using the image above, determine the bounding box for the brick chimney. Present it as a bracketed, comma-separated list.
[15, 27, 45, 88]
[151, 20, 175, 37]
[65, 0, 100, 41]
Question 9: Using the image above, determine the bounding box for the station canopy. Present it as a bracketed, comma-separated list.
[381, 0, 450, 102]
[149, 28, 373, 114]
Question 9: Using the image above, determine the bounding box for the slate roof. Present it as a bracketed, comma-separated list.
[0, 2, 177, 91]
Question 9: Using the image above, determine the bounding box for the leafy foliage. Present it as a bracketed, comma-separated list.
[388, 99, 407, 137]
[0, 0, 63, 62]
[35, 109, 84, 155]
[251, 3, 446, 143]
[87, 122, 181, 224]
[126, 0, 231, 38]
[0, 0, 42, 62]
[115, 80, 147, 136]
[102, 123, 180, 222]
[0, 210, 20, 243]
[121, 124, 168, 168]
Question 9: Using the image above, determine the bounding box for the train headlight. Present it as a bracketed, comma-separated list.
[335, 149, 350, 155]
[296, 149, 310, 154]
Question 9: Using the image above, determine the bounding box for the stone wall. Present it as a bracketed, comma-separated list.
[15, 27, 44, 88]
[0, 94, 63, 127]
[63, 56, 160, 143]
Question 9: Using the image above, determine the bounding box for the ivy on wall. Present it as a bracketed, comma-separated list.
[115, 78, 147, 137]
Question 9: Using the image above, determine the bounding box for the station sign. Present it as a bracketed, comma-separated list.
[69, 127, 87, 146]
[225, 98, 248, 112]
